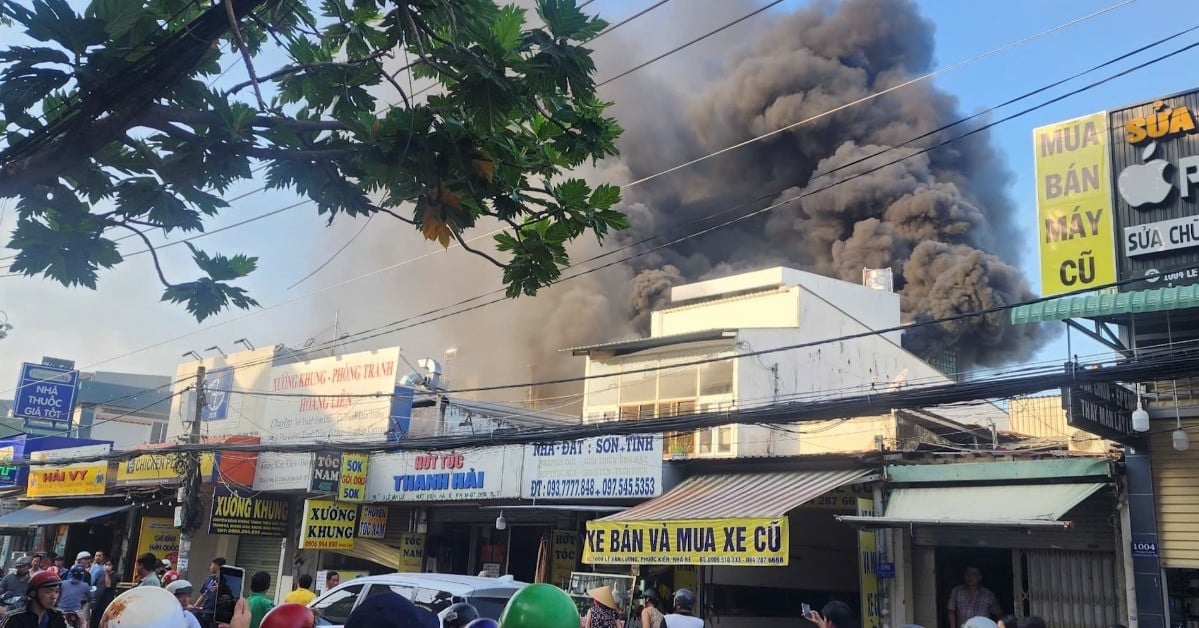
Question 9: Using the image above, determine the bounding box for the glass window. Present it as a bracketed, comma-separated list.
[413, 588, 458, 614]
[698, 428, 713, 454]
[620, 370, 657, 403]
[312, 584, 364, 625]
[717, 425, 733, 453]
[468, 596, 518, 620]
[587, 361, 620, 407]
[658, 365, 698, 399]
[700, 360, 734, 396]
[381, 585, 414, 599]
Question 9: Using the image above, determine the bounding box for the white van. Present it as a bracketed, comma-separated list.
[309, 573, 529, 626]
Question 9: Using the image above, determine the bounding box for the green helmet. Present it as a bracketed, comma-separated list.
[498, 584, 580, 628]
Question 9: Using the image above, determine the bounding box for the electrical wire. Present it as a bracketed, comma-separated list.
[25, 12, 1181, 385]
[6, 342, 1195, 465]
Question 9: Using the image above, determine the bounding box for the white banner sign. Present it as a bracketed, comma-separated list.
[252, 452, 311, 491]
[366, 447, 523, 502]
[262, 348, 401, 441]
[1125, 214, 1199, 257]
[522, 434, 662, 500]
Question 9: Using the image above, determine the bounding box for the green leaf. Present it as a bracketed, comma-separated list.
[161, 280, 259, 322]
[87, 0, 144, 39]
[553, 178, 589, 209]
[492, 5, 526, 51]
[114, 177, 202, 233]
[7, 217, 122, 289]
[588, 183, 620, 211]
[184, 242, 258, 282]
[536, 0, 588, 40]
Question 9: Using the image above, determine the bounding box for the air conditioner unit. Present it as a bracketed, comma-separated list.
[1068, 429, 1105, 454]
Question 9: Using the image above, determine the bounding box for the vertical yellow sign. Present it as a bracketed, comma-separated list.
[858, 498, 880, 628]
[1034, 111, 1117, 296]
[549, 530, 578, 587]
[398, 533, 426, 573]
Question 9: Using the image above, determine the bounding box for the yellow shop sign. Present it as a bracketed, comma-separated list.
[299, 499, 358, 551]
[583, 518, 788, 566]
[27, 463, 108, 497]
[115, 453, 215, 485]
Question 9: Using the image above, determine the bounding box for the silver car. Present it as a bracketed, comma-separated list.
[310, 573, 528, 626]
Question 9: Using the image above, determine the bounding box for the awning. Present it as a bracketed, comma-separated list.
[329, 538, 401, 570]
[600, 468, 876, 522]
[1009, 285, 1199, 325]
[0, 504, 132, 528]
[837, 482, 1107, 529]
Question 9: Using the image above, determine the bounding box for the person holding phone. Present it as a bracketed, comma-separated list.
[194, 558, 226, 628]
[806, 600, 856, 628]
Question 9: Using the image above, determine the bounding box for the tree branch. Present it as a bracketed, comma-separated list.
[224, 52, 391, 98]
[113, 222, 174, 288]
[143, 104, 348, 133]
[370, 203, 417, 225]
[238, 145, 353, 161]
[453, 228, 506, 268]
[224, 0, 267, 109]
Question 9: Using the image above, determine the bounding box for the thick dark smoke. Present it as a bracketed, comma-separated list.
[314, 0, 1049, 409]
[595, 0, 1047, 368]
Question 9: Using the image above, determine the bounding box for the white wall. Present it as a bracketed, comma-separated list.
[91, 418, 154, 450]
[652, 288, 800, 337]
[166, 347, 276, 440]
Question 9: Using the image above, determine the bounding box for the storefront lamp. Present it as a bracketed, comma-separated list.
[1132, 400, 1150, 433]
[495, 511, 507, 531]
[1172, 428, 1190, 451]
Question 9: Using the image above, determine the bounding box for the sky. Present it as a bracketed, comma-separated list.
[0, 0, 1192, 401]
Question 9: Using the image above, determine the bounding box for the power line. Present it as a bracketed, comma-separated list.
[9, 3, 1154, 381]
[5, 343, 1194, 465]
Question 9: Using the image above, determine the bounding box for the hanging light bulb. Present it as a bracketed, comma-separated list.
[1132, 397, 1151, 433]
[495, 511, 507, 531]
[1173, 428, 1189, 451]
[1172, 381, 1189, 451]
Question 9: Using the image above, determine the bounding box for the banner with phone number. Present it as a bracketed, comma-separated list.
[582, 518, 788, 566]
[522, 434, 663, 500]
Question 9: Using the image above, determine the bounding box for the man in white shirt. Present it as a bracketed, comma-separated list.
[662, 588, 704, 628]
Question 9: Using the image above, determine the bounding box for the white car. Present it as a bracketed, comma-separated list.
[309, 573, 529, 626]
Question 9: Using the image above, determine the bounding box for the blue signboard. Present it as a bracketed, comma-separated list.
[0, 436, 27, 488]
[388, 386, 415, 440]
[200, 368, 233, 421]
[1131, 541, 1159, 559]
[13, 363, 79, 433]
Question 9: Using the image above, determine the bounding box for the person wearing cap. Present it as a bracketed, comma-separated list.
[57, 565, 92, 626]
[661, 588, 703, 628]
[72, 552, 92, 587]
[0, 571, 72, 628]
[0, 557, 32, 602]
[166, 581, 203, 628]
[582, 586, 623, 628]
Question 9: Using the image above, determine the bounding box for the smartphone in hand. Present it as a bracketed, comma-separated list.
[802, 603, 812, 618]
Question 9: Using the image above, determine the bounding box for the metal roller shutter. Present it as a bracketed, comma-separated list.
[236, 536, 284, 601]
[1152, 420, 1199, 568]
[1015, 549, 1123, 628]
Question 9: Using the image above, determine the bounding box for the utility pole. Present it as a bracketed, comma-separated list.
[176, 366, 205, 581]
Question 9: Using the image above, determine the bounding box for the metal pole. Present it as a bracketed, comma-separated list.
[176, 366, 205, 581]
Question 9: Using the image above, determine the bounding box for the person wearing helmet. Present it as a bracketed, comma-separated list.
[163, 571, 181, 587]
[0, 557, 32, 602]
[166, 581, 203, 628]
[100, 586, 190, 628]
[442, 603, 479, 628]
[0, 571, 71, 628]
[259, 603, 316, 628]
[661, 589, 702, 628]
[57, 566, 92, 626]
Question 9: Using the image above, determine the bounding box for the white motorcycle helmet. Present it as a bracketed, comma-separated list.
[102, 586, 191, 627]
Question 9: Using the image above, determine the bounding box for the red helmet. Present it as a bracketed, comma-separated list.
[28, 571, 61, 595]
[260, 603, 315, 628]
[162, 570, 180, 585]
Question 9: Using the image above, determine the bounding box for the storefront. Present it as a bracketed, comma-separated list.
[366, 446, 552, 578]
[839, 458, 1124, 628]
[1149, 419, 1199, 627]
[582, 464, 877, 628]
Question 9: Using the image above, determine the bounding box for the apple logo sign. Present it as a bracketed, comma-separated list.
[1118, 142, 1172, 208]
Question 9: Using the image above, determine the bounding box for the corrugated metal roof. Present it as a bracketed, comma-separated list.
[565, 329, 738, 356]
[884, 483, 1106, 522]
[600, 468, 874, 521]
[1009, 285, 1199, 325]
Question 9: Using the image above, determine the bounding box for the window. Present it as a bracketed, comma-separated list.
[658, 364, 698, 399]
[312, 584, 364, 624]
[150, 421, 167, 444]
[700, 360, 734, 396]
[413, 588, 460, 614]
[620, 371, 657, 403]
[619, 404, 655, 421]
[717, 425, 733, 453]
[468, 596, 517, 620]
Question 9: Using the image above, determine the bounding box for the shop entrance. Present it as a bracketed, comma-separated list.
[65, 523, 115, 567]
[934, 547, 1014, 628]
[504, 526, 545, 583]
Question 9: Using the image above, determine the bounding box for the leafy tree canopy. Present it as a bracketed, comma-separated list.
[0, 0, 624, 320]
